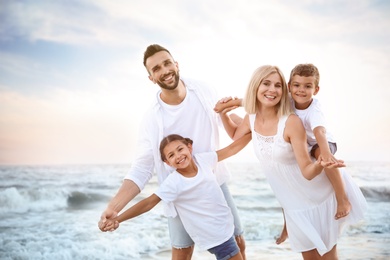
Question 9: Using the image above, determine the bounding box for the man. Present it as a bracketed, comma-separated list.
[98, 44, 246, 259]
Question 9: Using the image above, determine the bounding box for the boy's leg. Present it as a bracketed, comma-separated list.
[312, 148, 351, 219]
[220, 183, 246, 260]
[168, 215, 194, 260]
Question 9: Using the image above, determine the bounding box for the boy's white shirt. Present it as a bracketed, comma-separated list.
[155, 152, 234, 250]
[293, 98, 336, 149]
[124, 78, 230, 216]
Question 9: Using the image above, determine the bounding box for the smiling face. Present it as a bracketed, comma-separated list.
[162, 140, 193, 170]
[145, 51, 180, 91]
[256, 72, 283, 108]
[289, 75, 319, 110]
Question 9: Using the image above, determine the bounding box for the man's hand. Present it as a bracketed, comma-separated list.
[98, 208, 119, 232]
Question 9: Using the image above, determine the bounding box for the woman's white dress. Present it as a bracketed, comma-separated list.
[249, 114, 367, 256]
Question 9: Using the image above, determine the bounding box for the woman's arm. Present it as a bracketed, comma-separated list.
[115, 194, 161, 223]
[219, 110, 252, 140]
[285, 115, 325, 180]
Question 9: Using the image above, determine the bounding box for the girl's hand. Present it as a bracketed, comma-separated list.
[104, 219, 119, 232]
[98, 208, 118, 232]
[214, 97, 242, 113]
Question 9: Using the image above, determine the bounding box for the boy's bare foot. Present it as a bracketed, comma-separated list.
[275, 226, 288, 245]
[335, 198, 352, 219]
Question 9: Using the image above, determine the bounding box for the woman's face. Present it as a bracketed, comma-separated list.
[256, 72, 283, 108]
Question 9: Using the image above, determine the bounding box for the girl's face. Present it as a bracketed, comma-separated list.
[163, 140, 193, 169]
[256, 72, 283, 107]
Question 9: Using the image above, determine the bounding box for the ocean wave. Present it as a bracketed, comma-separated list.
[0, 187, 68, 214]
[67, 191, 108, 209]
[0, 187, 110, 214]
[360, 186, 390, 201]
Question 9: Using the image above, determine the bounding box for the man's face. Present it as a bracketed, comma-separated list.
[145, 51, 180, 90]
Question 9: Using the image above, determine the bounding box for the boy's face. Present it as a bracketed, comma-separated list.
[163, 140, 193, 170]
[288, 75, 319, 109]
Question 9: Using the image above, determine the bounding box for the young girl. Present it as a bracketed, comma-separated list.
[104, 133, 251, 260]
[216, 65, 367, 259]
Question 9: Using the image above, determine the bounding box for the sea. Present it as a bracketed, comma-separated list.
[0, 161, 389, 260]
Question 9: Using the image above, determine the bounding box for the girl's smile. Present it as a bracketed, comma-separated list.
[162, 140, 197, 175]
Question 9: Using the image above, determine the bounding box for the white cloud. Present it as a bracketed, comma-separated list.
[0, 0, 389, 164]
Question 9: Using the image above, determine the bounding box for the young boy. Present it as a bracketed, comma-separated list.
[287, 63, 351, 219]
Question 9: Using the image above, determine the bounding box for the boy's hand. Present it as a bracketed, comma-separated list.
[321, 152, 339, 164]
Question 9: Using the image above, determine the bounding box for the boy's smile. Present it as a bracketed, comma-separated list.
[289, 75, 319, 110]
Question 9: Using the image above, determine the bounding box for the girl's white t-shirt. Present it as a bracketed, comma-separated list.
[154, 152, 234, 250]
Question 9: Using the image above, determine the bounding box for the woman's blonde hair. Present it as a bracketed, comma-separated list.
[243, 65, 293, 117]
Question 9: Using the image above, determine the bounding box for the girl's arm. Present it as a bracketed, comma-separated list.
[216, 132, 252, 162]
[285, 115, 325, 180]
[115, 194, 161, 223]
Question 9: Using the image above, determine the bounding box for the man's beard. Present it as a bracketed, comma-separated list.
[156, 71, 180, 90]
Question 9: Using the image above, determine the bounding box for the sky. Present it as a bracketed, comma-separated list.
[0, 0, 389, 165]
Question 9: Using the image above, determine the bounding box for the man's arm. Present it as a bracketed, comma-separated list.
[99, 179, 140, 231]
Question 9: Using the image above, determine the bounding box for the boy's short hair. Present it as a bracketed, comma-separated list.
[143, 44, 172, 67]
[289, 63, 320, 87]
